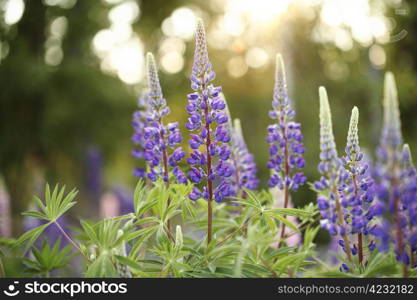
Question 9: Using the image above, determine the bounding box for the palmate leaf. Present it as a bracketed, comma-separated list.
[24, 184, 78, 223]
[14, 222, 51, 254]
[16, 184, 78, 255]
[24, 240, 75, 274]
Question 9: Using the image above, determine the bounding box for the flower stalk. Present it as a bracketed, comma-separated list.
[186, 19, 233, 244]
[266, 54, 306, 247]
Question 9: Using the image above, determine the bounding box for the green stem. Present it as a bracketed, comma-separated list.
[333, 187, 352, 262]
[54, 221, 87, 261]
[277, 114, 290, 248]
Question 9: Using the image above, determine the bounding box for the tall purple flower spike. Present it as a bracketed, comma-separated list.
[314, 87, 352, 261]
[338, 107, 375, 264]
[220, 95, 258, 199]
[141, 52, 186, 184]
[267, 54, 306, 191]
[398, 144, 417, 266]
[374, 72, 403, 214]
[132, 90, 150, 178]
[185, 19, 232, 244]
[371, 72, 411, 274]
[266, 54, 306, 247]
[230, 118, 259, 194]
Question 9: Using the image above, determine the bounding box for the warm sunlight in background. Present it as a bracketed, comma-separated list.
[0, 0, 399, 84]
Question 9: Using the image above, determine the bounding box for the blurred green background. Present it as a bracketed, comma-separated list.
[1, 0, 416, 236]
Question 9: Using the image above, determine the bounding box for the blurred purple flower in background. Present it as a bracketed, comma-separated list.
[229, 118, 259, 196]
[85, 146, 103, 206]
[398, 144, 417, 266]
[370, 73, 412, 270]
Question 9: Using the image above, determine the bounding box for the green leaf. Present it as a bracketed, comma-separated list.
[269, 213, 299, 233]
[14, 222, 51, 254]
[22, 211, 48, 220]
[115, 255, 142, 271]
[266, 208, 310, 218]
[85, 254, 117, 278]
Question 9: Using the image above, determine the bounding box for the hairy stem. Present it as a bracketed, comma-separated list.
[216, 214, 256, 247]
[204, 92, 214, 245]
[352, 172, 364, 265]
[278, 115, 290, 248]
[393, 182, 408, 278]
[54, 221, 84, 257]
[159, 117, 171, 233]
[391, 158, 408, 278]
[358, 233, 363, 265]
[334, 187, 353, 262]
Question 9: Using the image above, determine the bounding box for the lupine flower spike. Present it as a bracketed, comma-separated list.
[400, 144, 417, 268]
[132, 89, 150, 178]
[185, 19, 233, 244]
[339, 107, 375, 265]
[315, 87, 352, 261]
[222, 95, 258, 198]
[372, 72, 409, 276]
[230, 118, 259, 194]
[140, 53, 187, 232]
[142, 52, 186, 185]
[266, 54, 306, 247]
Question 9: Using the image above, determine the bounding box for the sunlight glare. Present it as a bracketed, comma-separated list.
[162, 7, 198, 40]
[4, 0, 25, 25]
[226, 0, 292, 22]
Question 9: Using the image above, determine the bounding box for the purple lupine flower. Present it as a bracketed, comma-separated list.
[314, 87, 353, 261]
[185, 19, 233, 205]
[371, 72, 409, 269]
[85, 146, 102, 206]
[338, 107, 376, 263]
[185, 19, 233, 244]
[141, 52, 186, 184]
[398, 144, 417, 265]
[373, 72, 403, 214]
[229, 118, 259, 193]
[132, 90, 150, 178]
[113, 185, 134, 215]
[267, 54, 306, 247]
[267, 54, 306, 191]
[23, 213, 70, 248]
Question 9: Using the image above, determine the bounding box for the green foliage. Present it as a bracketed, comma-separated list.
[23, 240, 75, 277]
[9, 180, 414, 278]
[23, 184, 78, 222]
[14, 184, 77, 254]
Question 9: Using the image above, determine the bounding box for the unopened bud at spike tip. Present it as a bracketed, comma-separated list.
[402, 144, 414, 166]
[146, 52, 163, 100]
[381, 71, 402, 148]
[346, 106, 359, 153]
[273, 54, 287, 101]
